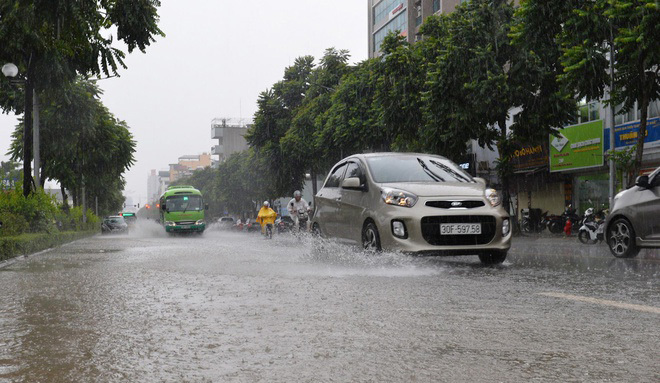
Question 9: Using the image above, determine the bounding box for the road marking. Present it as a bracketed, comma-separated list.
[538, 292, 660, 314]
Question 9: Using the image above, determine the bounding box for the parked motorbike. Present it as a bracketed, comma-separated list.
[548, 205, 581, 234]
[578, 206, 608, 244]
[520, 208, 549, 234]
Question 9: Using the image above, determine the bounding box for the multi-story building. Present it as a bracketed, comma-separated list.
[211, 118, 250, 163]
[368, 0, 468, 58]
[169, 153, 212, 183]
[147, 169, 160, 203]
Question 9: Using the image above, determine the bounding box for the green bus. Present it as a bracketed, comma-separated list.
[159, 185, 207, 233]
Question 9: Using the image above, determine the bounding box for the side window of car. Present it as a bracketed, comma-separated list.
[344, 161, 366, 186]
[651, 173, 660, 188]
[324, 163, 348, 188]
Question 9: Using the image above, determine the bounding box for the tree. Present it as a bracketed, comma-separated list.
[560, 0, 660, 182]
[8, 79, 136, 213]
[0, 0, 163, 196]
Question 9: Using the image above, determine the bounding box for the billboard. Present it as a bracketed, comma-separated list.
[511, 142, 549, 171]
[604, 117, 660, 151]
[550, 120, 604, 172]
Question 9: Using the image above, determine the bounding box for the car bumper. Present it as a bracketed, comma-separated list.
[374, 203, 512, 255]
[165, 224, 206, 233]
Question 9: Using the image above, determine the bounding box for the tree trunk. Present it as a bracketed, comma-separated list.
[497, 118, 511, 216]
[61, 188, 70, 212]
[22, 78, 33, 197]
[631, 91, 649, 184]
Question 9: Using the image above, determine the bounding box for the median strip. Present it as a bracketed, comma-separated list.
[538, 292, 660, 314]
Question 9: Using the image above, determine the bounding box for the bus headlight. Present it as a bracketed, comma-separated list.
[165, 221, 176, 227]
[195, 219, 205, 225]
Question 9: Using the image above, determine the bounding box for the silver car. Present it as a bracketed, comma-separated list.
[311, 153, 512, 264]
[605, 165, 660, 258]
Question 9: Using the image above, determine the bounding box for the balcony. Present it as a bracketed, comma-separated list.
[211, 126, 224, 139]
[211, 145, 224, 155]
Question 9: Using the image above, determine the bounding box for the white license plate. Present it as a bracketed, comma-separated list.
[440, 223, 481, 235]
[180, 225, 191, 229]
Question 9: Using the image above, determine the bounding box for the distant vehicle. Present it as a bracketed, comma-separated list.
[101, 216, 128, 234]
[120, 211, 137, 226]
[275, 216, 295, 233]
[311, 153, 512, 264]
[605, 166, 660, 258]
[217, 216, 235, 229]
[159, 185, 208, 234]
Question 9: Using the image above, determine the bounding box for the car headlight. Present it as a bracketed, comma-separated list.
[381, 188, 418, 208]
[195, 219, 205, 225]
[502, 218, 510, 236]
[485, 188, 501, 207]
[165, 221, 176, 227]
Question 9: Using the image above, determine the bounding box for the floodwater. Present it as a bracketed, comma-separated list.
[0, 220, 658, 382]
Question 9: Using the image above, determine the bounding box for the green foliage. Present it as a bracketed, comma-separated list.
[0, 230, 97, 261]
[0, 183, 58, 234]
[8, 79, 135, 213]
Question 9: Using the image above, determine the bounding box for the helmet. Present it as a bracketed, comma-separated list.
[263, 201, 270, 207]
[293, 190, 302, 197]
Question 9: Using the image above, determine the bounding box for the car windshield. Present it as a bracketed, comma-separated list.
[166, 195, 203, 212]
[366, 155, 474, 183]
[105, 218, 124, 224]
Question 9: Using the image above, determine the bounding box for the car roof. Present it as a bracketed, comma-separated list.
[347, 152, 450, 161]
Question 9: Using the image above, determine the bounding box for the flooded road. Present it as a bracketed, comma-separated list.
[1, 221, 658, 382]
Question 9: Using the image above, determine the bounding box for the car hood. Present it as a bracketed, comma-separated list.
[377, 182, 486, 198]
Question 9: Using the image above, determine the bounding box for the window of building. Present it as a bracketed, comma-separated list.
[433, 0, 441, 13]
[576, 99, 600, 124]
[373, 10, 408, 54]
[373, 0, 404, 26]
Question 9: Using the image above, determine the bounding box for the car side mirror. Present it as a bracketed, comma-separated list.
[342, 177, 365, 190]
[474, 177, 486, 187]
[635, 175, 650, 188]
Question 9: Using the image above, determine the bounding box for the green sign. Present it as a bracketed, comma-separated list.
[549, 120, 604, 172]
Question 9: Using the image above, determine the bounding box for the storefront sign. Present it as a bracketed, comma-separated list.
[511, 142, 548, 171]
[389, 3, 404, 20]
[549, 120, 604, 172]
[604, 117, 660, 151]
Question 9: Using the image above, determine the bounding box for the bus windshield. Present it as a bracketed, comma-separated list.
[166, 195, 203, 212]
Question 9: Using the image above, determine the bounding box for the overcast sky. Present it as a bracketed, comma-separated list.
[1, 0, 367, 203]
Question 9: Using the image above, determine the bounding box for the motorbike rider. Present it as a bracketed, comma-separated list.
[256, 201, 277, 236]
[288, 190, 311, 232]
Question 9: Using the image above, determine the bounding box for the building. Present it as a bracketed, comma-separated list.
[169, 153, 212, 183]
[368, 0, 469, 58]
[147, 169, 160, 203]
[211, 118, 250, 163]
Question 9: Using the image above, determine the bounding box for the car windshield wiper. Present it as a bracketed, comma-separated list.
[428, 159, 472, 183]
[417, 158, 444, 182]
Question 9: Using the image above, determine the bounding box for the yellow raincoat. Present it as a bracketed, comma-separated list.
[256, 206, 277, 232]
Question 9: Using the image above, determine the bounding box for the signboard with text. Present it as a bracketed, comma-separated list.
[549, 120, 604, 172]
[511, 142, 549, 171]
[604, 117, 660, 151]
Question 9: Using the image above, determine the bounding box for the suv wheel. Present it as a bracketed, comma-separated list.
[362, 222, 381, 252]
[607, 218, 640, 258]
[478, 251, 507, 265]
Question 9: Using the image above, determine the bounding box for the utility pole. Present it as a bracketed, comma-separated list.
[608, 23, 616, 209]
[33, 89, 40, 188]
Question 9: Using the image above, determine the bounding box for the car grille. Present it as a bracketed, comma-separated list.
[425, 200, 485, 209]
[421, 215, 496, 246]
[176, 221, 196, 225]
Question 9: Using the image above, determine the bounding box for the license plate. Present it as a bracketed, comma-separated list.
[180, 225, 191, 229]
[440, 223, 481, 235]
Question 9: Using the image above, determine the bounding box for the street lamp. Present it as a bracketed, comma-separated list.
[2, 62, 40, 191]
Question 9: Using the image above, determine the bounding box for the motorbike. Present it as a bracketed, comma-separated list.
[548, 205, 581, 234]
[520, 208, 549, 234]
[264, 223, 273, 239]
[297, 208, 309, 232]
[578, 207, 608, 244]
[275, 216, 295, 233]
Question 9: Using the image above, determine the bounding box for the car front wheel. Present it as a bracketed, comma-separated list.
[478, 251, 507, 265]
[362, 222, 381, 252]
[607, 219, 640, 258]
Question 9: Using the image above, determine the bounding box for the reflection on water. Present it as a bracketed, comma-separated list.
[0, 227, 657, 382]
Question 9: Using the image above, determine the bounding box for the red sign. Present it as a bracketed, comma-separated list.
[389, 3, 404, 20]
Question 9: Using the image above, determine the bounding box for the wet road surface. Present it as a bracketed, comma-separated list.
[1, 221, 658, 382]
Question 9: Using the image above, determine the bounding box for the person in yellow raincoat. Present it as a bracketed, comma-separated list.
[256, 201, 277, 236]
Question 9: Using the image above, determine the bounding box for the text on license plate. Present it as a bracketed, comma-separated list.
[440, 223, 481, 235]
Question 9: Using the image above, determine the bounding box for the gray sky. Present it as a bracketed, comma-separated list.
[1, 0, 367, 203]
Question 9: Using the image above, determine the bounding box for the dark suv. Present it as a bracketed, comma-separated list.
[605, 166, 660, 257]
[101, 216, 129, 234]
